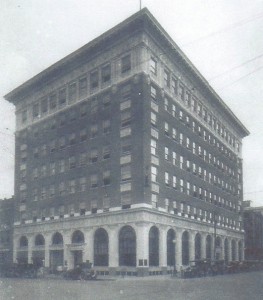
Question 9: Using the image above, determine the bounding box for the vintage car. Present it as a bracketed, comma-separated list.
[64, 262, 97, 280]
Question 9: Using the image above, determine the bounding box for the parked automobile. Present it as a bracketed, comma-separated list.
[64, 262, 97, 280]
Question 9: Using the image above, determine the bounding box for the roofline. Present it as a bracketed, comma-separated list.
[4, 7, 249, 137]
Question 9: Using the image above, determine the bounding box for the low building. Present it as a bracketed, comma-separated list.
[243, 201, 263, 260]
[0, 197, 15, 265]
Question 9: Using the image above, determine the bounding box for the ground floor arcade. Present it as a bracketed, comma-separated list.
[13, 208, 244, 275]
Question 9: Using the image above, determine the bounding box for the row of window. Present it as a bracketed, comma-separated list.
[150, 62, 241, 153]
[163, 146, 239, 195]
[20, 54, 132, 125]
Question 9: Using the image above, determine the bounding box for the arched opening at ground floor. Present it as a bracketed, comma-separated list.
[94, 228, 109, 266]
[119, 225, 136, 267]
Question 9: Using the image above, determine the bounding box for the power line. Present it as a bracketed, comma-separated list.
[217, 65, 263, 90]
[208, 53, 263, 81]
[182, 11, 263, 47]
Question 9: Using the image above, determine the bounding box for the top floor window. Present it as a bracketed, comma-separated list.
[121, 54, 131, 73]
[33, 102, 39, 119]
[164, 69, 170, 87]
[171, 78, 178, 95]
[58, 87, 67, 107]
[102, 64, 111, 83]
[79, 76, 88, 98]
[41, 97, 48, 114]
[151, 86, 157, 100]
[49, 93, 57, 110]
[68, 82, 77, 103]
[150, 57, 157, 75]
[90, 70, 99, 89]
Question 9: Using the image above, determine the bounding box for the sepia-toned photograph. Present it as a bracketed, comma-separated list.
[0, 1, 263, 299]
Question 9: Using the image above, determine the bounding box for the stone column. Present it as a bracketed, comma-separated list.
[229, 239, 232, 262]
[44, 233, 51, 268]
[175, 230, 182, 270]
[28, 235, 34, 264]
[83, 229, 94, 263]
[63, 231, 72, 269]
[159, 226, 167, 268]
[136, 223, 150, 267]
[189, 231, 195, 262]
[13, 235, 18, 263]
[201, 233, 206, 259]
[108, 225, 119, 268]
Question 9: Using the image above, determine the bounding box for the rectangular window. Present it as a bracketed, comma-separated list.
[90, 70, 99, 89]
[150, 57, 157, 75]
[69, 180, 76, 194]
[151, 111, 157, 126]
[172, 128, 177, 140]
[90, 149, 98, 163]
[41, 97, 48, 114]
[172, 175, 177, 189]
[33, 102, 39, 119]
[49, 185, 55, 198]
[79, 152, 87, 166]
[151, 166, 157, 182]
[50, 162, 56, 175]
[121, 111, 131, 127]
[152, 194, 158, 208]
[165, 147, 169, 160]
[151, 139, 157, 155]
[103, 170, 111, 186]
[164, 122, 169, 136]
[164, 69, 170, 87]
[79, 76, 88, 98]
[68, 82, 77, 103]
[91, 124, 98, 138]
[121, 54, 131, 73]
[69, 133, 76, 145]
[151, 86, 157, 100]
[101, 64, 111, 83]
[172, 152, 177, 165]
[165, 172, 169, 186]
[171, 78, 178, 95]
[180, 156, 184, 169]
[179, 133, 183, 145]
[58, 159, 65, 173]
[59, 182, 66, 196]
[58, 87, 67, 106]
[49, 93, 57, 110]
[179, 84, 184, 101]
[121, 165, 131, 181]
[185, 91, 191, 107]
[120, 99, 131, 111]
[90, 174, 98, 188]
[164, 97, 169, 111]
[103, 145, 110, 159]
[180, 179, 184, 193]
[172, 104, 176, 117]
[79, 177, 86, 192]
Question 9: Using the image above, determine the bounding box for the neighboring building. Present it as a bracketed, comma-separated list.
[0, 197, 15, 265]
[4, 8, 249, 275]
[243, 201, 263, 260]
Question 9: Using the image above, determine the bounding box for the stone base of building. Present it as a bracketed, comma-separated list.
[13, 207, 244, 273]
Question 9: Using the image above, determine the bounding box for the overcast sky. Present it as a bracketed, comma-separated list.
[1, 0, 263, 206]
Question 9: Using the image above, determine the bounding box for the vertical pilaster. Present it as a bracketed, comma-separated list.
[189, 232, 195, 262]
[201, 233, 206, 259]
[44, 234, 51, 268]
[63, 231, 72, 269]
[28, 235, 34, 264]
[136, 223, 150, 266]
[175, 230, 182, 269]
[159, 226, 167, 267]
[84, 229, 94, 263]
[108, 225, 119, 267]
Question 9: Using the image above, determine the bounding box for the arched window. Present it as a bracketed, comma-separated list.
[19, 236, 28, 247]
[94, 228, 109, 266]
[72, 230, 84, 244]
[224, 239, 229, 263]
[35, 234, 45, 246]
[182, 231, 189, 265]
[149, 226, 159, 266]
[206, 235, 212, 259]
[119, 226, 136, 266]
[195, 233, 201, 260]
[167, 229, 175, 266]
[231, 240, 236, 261]
[52, 232, 63, 245]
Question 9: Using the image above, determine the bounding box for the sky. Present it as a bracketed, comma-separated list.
[0, 0, 263, 206]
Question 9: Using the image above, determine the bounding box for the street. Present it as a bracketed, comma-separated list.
[0, 271, 263, 300]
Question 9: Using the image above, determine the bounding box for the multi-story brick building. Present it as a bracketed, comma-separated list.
[0, 197, 15, 265]
[4, 8, 249, 275]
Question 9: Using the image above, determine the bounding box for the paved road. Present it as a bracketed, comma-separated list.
[1, 271, 263, 300]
